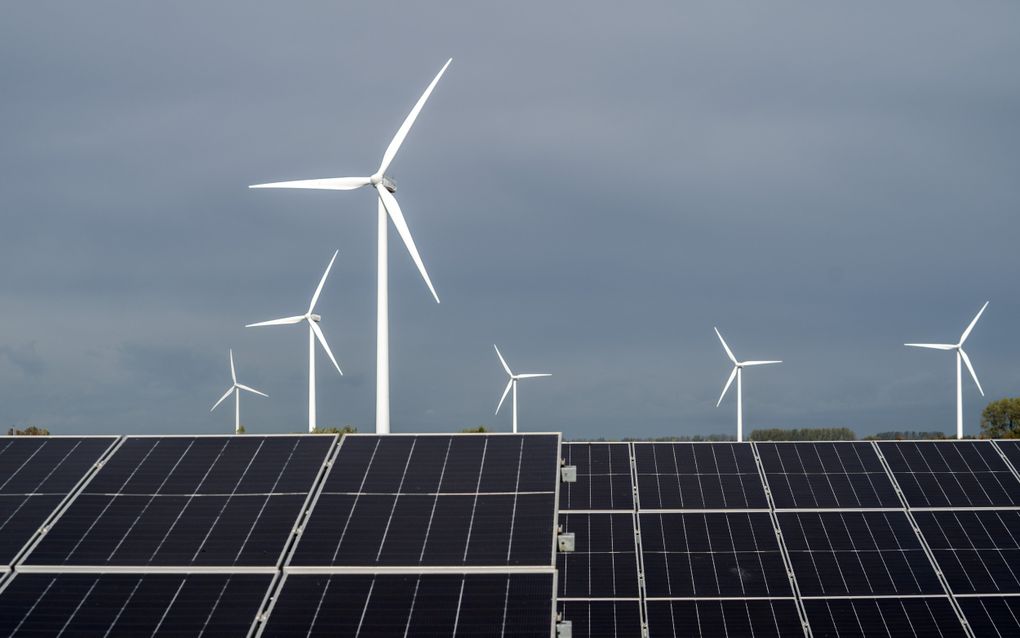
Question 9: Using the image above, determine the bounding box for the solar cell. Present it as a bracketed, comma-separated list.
[557, 513, 638, 598]
[0, 572, 272, 636]
[878, 441, 1020, 508]
[915, 509, 1020, 594]
[779, 511, 943, 596]
[0, 437, 115, 568]
[557, 600, 643, 638]
[634, 443, 767, 510]
[640, 512, 792, 598]
[802, 597, 967, 637]
[957, 596, 1020, 636]
[645, 599, 804, 637]
[258, 573, 554, 637]
[560, 443, 633, 511]
[757, 442, 900, 509]
[290, 434, 559, 567]
[22, 435, 333, 568]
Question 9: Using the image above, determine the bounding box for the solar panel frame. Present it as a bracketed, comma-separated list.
[914, 509, 1020, 595]
[957, 595, 1020, 636]
[556, 512, 639, 599]
[560, 443, 634, 511]
[16, 434, 337, 573]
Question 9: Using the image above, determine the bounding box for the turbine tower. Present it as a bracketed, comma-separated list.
[211, 349, 267, 434]
[246, 250, 343, 433]
[714, 327, 781, 442]
[494, 345, 550, 434]
[249, 59, 451, 435]
[905, 301, 989, 439]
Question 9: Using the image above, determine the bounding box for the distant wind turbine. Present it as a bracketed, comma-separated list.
[905, 301, 989, 439]
[714, 327, 781, 442]
[246, 250, 343, 433]
[211, 349, 267, 434]
[494, 345, 550, 434]
[249, 59, 452, 435]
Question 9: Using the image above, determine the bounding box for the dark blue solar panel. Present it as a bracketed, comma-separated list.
[915, 509, 1020, 594]
[557, 513, 638, 598]
[646, 599, 803, 638]
[560, 443, 633, 511]
[803, 597, 966, 638]
[958, 596, 1020, 636]
[634, 443, 767, 509]
[878, 441, 1020, 507]
[757, 442, 900, 508]
[557, 601, 642, 638]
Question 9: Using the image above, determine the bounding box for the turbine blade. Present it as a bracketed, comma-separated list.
[959, 301, 989, 345]
[959, 349, 984, 396]
[377, 58, 452, 176]
[246, 315, 305, 328]
[904, 343, 956, 350]
[741, 360, 782, 366]
[377, 185, 439, 303]
[310, 321, 343, 375]
[229, 349, 236, 384]
[494, 344, 512, 376]
[237, 384, 269, 398]
[211, 387, 234, 412]
[248, 177, 371, 191]
[496, 379, 513, 415]
[714, 327, 737, 364]
[516, 373, 551, 379]
[717, 367, 737, 407]
[309, 250, 339, 314]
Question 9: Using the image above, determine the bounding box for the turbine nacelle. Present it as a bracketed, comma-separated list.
[308, 313, 322, 322]
[370, 174, 397, 192]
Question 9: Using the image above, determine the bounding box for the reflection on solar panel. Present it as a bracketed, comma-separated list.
[0, 437, 115, 569]
[646, 599, 804, 637]
[258, 573, 554, 637]
[560, 443, 633, 511]
[556, 601, 642, 638]
[878, 441, 1020, 507]
[634, 443, 767, 509]
[558, 513, 638, 598]
[291, 434, 558, 567]
[780, 511, 943, 596]
[0, 572, 272, 636]
[22, 436, 333, 568]
[757, 442, 900, 508]
[958, 596, 1020, 636]
[802, 597, 967, 637]
[915, 509, 1020, 594]
[641, 512, 792, 597]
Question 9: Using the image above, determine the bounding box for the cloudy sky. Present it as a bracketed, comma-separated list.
[1, 2, 1018, 439]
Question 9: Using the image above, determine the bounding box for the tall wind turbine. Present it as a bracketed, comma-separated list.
[714, 327, 781, 442]
[211, 349, 268, 434]
[905, 301, 989, 439]
[249, 59, 452, 435]
[494, 345, 550, 434]
[246, 250, 343, 433]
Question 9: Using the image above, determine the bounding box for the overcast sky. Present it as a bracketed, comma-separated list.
[1, 2, 1018, 439]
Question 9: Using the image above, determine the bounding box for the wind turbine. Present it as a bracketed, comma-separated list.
[905, 301, 989, 439]
[494, 345, 550, 434]
[211, 349, 268, 434]
[714, 327, 781, 442]
[246, 250, 343, 433]
[249, 59, 452, 435]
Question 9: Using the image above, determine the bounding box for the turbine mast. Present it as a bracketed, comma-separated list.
[377, 199, 390, 434]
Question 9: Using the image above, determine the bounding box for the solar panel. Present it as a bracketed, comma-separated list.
[0, 572, 272, 636]
[779, 511, 944, 596]
[802, 596, 967, 637]
[645, 599, 804, 637]
[289, 434, 559, 568]
[634, 443, 767, 510]
[915, 509, 1020, 594]
[21, 435, 333, 568]
[957, 596, 1020, 636]
[641, 512, 793, 598]
[556, 600, 643, 638]
[0, 437, 116, 569]
[560, 443, 633, 511]
[756, 442, 901, 509]
[878, 441, 1020, 507]
[995, 440, 1020, 474]
[557, 513, 638, 598]
[257, 573, 554, 637]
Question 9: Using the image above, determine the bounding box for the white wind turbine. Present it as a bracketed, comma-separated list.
[714, 327, 782, 442]
[494, 345, 550, 434]
[905, 301, 989, 439]
[249, 59, 452, 435]
[211, 349, 268, 434]
[246, 250, 343, 433]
